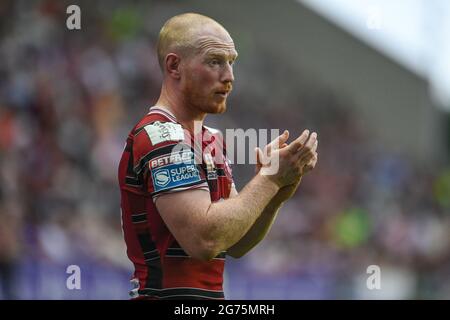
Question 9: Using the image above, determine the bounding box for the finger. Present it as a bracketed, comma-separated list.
[266, 130, 289, 154]
[256, 147, 269, 166]
[308, 139, 318, 154]
[296, 132, 317, 159]
[297, 140, 317, 165]
[287, 129, 310, 154]
[302, 153, 318, 172]
[304, 132, 317, 149]
[298, 151, 315, 166]
[297, 132, 317, 165]
[309, 153, 318, 166]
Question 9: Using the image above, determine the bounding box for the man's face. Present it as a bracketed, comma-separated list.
[180, 32, 237, 114]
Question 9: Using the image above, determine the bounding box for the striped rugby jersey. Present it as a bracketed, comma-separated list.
[118, 106, 234, 299]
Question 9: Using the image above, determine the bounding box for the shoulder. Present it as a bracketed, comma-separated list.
[131, 111, 186, 172]
[140, 120, 184, 147]
[133, 108, 178, 136]
[133, 110, 184, 148]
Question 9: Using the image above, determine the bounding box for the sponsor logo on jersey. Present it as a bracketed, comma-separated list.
[144, 121, 184, 146]
[152, 164, 201, 193]
[150, 149, 202, 193]
[154, 169, 170, 187]
[150, 150, 193, 169]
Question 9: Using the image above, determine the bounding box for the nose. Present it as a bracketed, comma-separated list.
[221, 63, 234, 84]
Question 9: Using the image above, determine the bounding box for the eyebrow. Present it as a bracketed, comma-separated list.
[205, 50, 238, 60]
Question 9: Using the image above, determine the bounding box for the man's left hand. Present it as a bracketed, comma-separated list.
[255, 131, 318, 203]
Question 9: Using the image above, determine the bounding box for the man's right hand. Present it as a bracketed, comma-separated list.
[258, 129, 318, 188]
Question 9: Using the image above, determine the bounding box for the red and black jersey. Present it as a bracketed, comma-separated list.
[118, 106, 234, 299]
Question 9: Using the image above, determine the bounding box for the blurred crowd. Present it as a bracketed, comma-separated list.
[0, 0, 449, 299]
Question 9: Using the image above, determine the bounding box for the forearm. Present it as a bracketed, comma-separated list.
[227, 197, 284, 258]
[204, 173, 279, 254]
[227, 177, 303, 257]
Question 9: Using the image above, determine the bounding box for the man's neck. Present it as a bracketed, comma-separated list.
[156, 86, 206, 132]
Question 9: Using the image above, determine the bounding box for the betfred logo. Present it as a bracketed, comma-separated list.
[150, 150, 193, 169]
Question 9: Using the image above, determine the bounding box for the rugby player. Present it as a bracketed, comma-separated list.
[118, 13, 318, 300]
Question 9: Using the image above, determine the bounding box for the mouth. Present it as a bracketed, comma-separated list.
[214, 90, 231, 98]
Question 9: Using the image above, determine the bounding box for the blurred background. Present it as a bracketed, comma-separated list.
[0, 0, 449, 299]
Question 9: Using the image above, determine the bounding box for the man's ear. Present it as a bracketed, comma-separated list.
[165, 53, 181, 79]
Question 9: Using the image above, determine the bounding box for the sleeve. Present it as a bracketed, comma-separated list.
[132, 120, 209, 201]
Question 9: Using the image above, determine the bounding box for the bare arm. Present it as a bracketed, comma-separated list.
[155, 173, 279, 261]
[227, 134, 318, 258]
[155, 130, 316, 261]
[226, 186, 285, 258]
